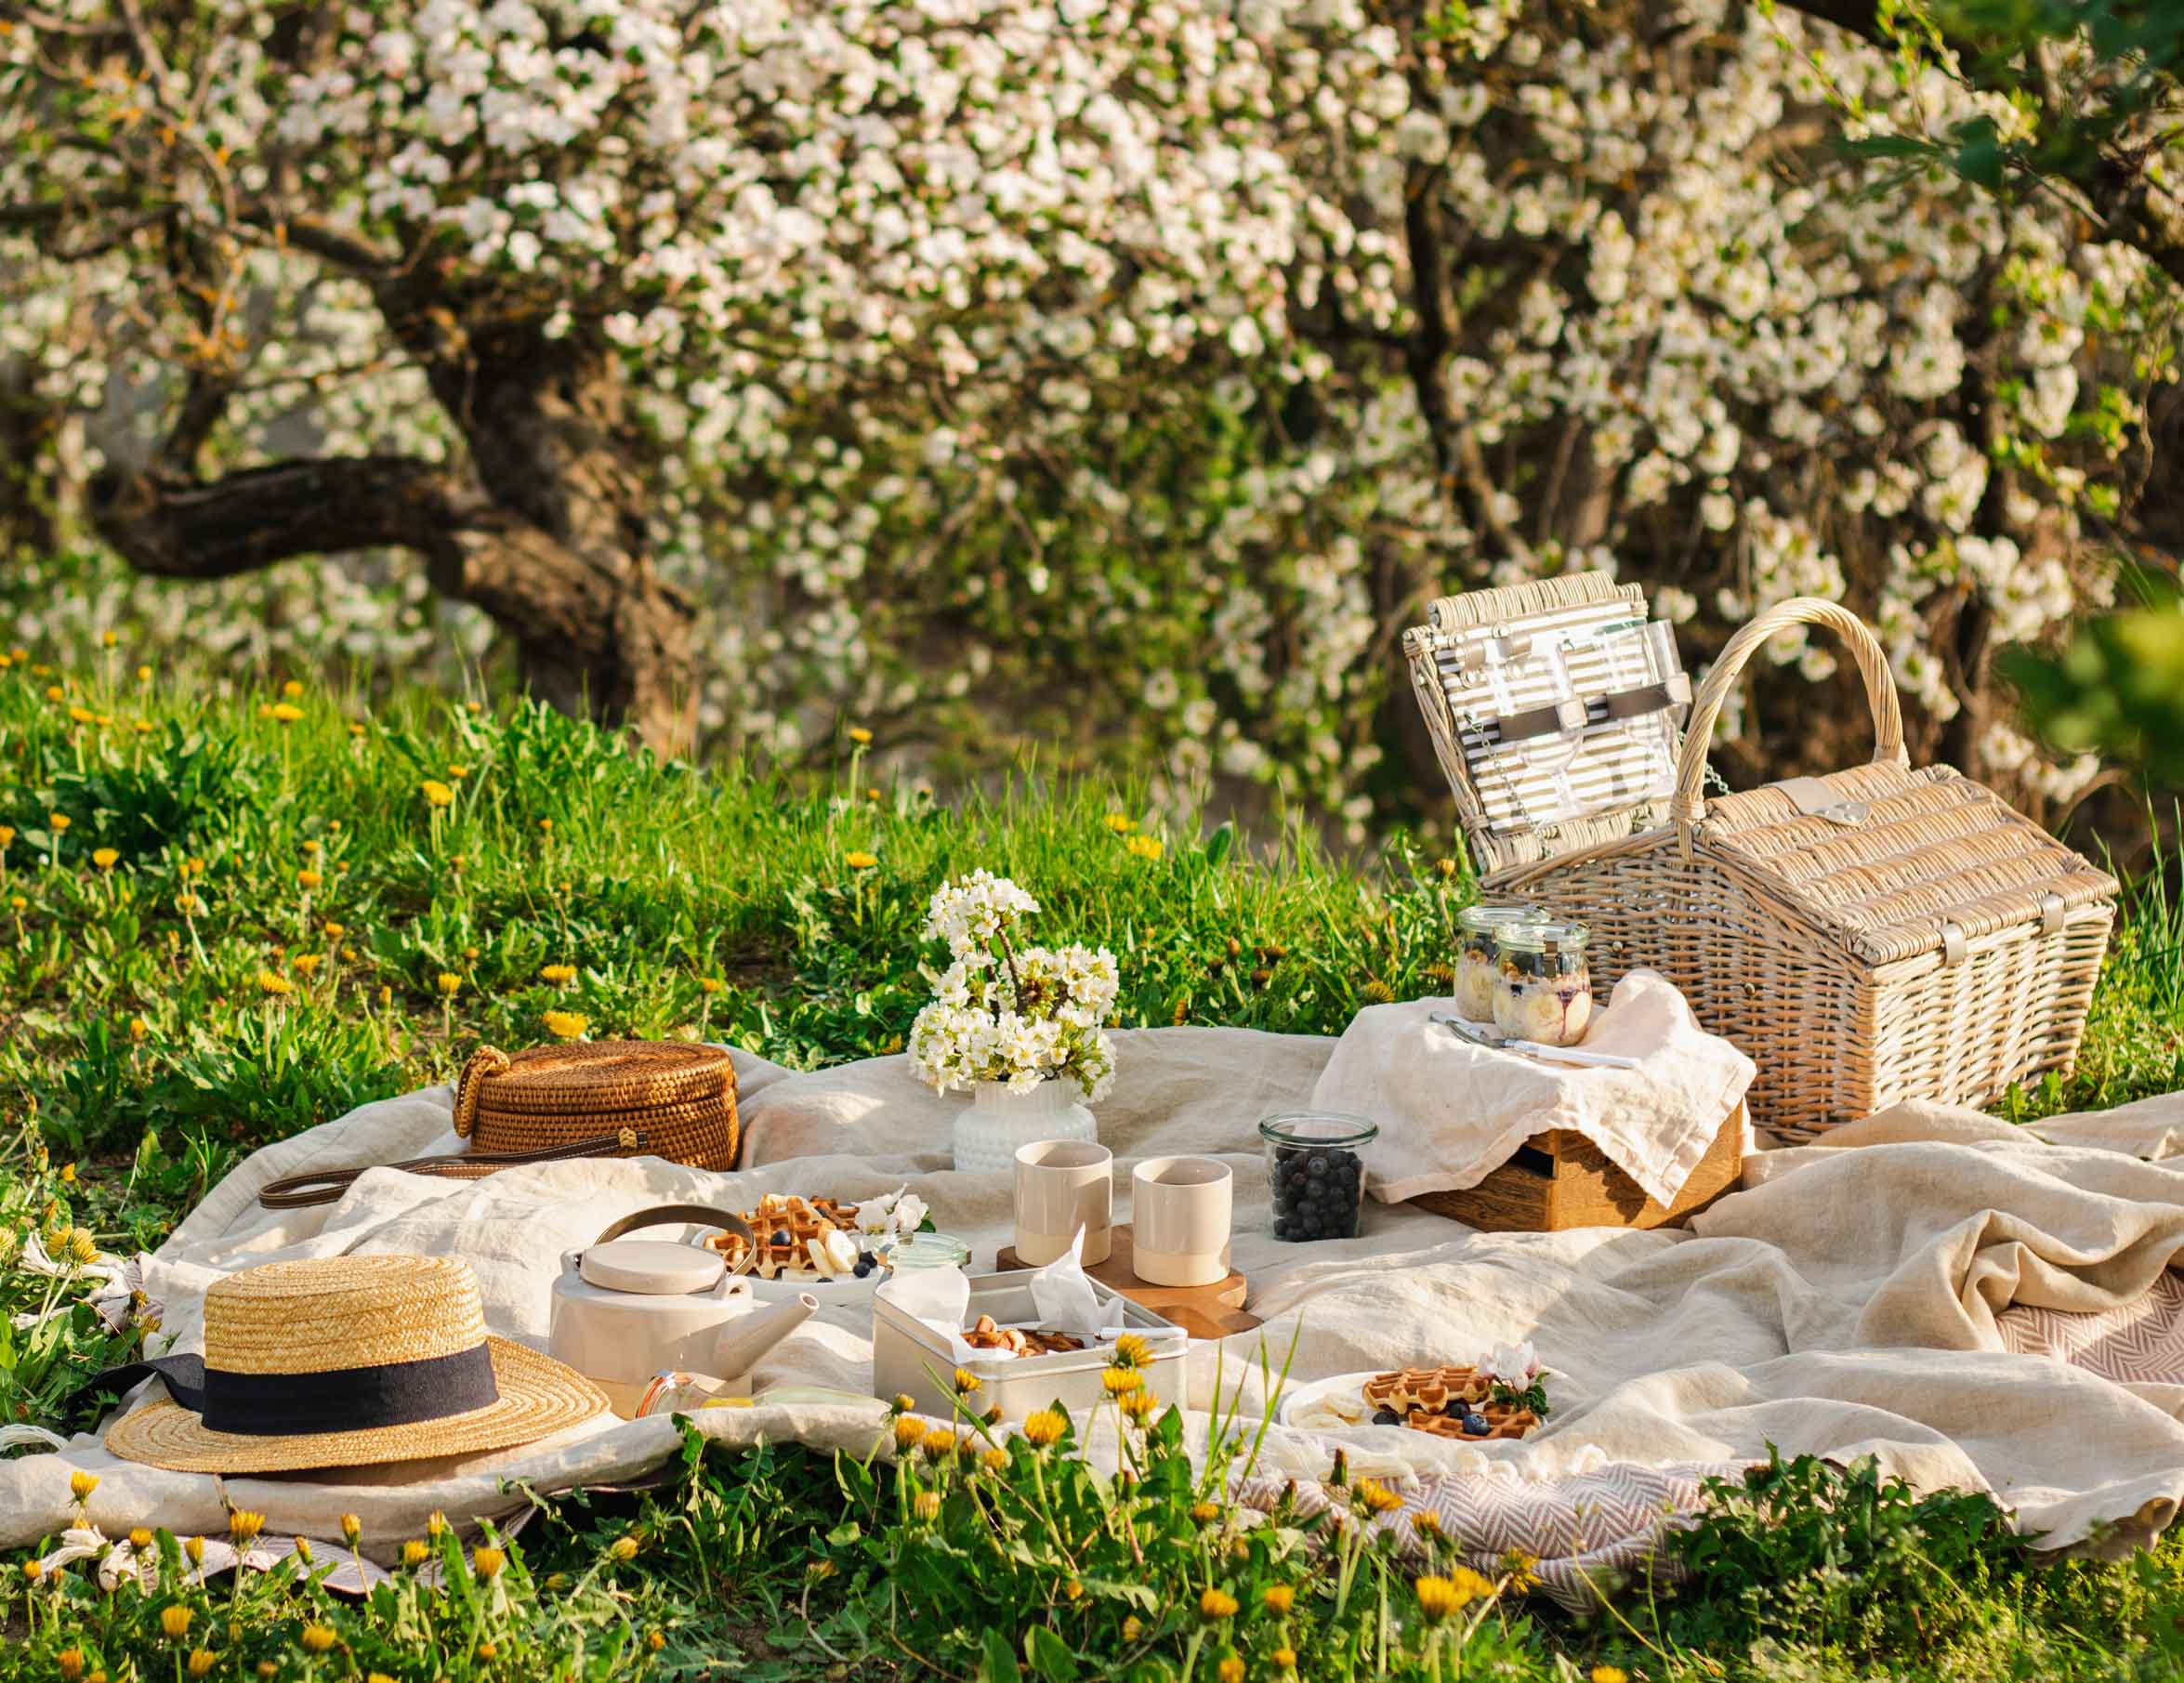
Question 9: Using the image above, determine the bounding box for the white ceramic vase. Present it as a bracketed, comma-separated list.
[951, 1077, 1098, 1176]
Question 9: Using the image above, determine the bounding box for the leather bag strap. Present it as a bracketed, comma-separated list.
[257, 1128, 645, 1211]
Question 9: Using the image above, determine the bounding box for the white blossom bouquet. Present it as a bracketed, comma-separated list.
[908, 871, 1120, 1100]
[1481, 1340, 1550, 1418]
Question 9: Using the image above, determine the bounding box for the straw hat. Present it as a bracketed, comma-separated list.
[104, 1255, 608, 1474]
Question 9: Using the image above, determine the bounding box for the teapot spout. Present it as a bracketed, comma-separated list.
[712, 1292, 818, 1382]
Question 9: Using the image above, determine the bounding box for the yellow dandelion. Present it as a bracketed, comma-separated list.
[90, 847, 119, 870]
[539, 963, 576, 985]
[420, 780, 454, 809]
[1414, 1574, 1470, 1623]
[1198, 1586, 1238, 1621]
[129, 1528, 152, 1549]
[608, 1535, 638, 1562]
[447, 763, 468, 780]
[472, 1545, 505, 1579]
[1020, 1407, 1068, 1447]
[844, 850, 878, 870]
[184, 1537, 204, 1566]
[44, 685, 62, 703]
[257, 969, 291, 996]
[475, 1642, 496, 1663]
[1190, 1501, 1221, 1523]
[20, 1558, 39, 1581]
[1272, 1647, 1298, 1671]
[323, 920, 345, 938]
[282, 679, 303, 698]
[1102, 1367, 1144, 1397]
[69, 1229, 97, 1264]
[698, 977, 722, 994]
[953, 1367, 981, 1396]
[59, 1163, 74, 1184]
[69, 1469, 98, 1502]
[68, 705, 95, 725]
[980, 1448, 1010, 1474]
[375, 984, 392, 1007]
[0, 826, 12, 849]
[912, 1490, 941, 1522]
[229, 1507, 264, 1544]
[341, 1514, 362, 1545]
[436, 971, 461, 996]
[401, 1540, 429, 1567]
[1110, 1333, 1154, 1369]
[1117, 1387, 1159, 1423]
[348, 722, 366, 738]
[298, 1624, 336, 1653]
[49, 812, 70, 833]
[1122, 1615, 1143, 1642]
[1125, 834, 1163, 861]
[921, 1427, 956, 1460]
[128, 1016, 148, 1041]
[1590, 1670, 1628, 1683]
[542, 1009, 587, 1041]
[1217, 1659, 1243, 1683]
[270, 702, 304, 724]
[848, 726, 874, 744]
[538, 817, 553, 832]
[1355, 1477, 1402, 1515]
[187, 1649, 214, 1677]
[647, 1631, 665, 1652]
[1362, 979, 1396, 1004]
[138, 664, 152, 683]
[161, 1605, 193, 1639]
[292, 953, 320, 976]
[1103, 812, 1135, 833]
[58, 1648, 85, 1682]
[293, 1536, 312, 1563]
[1263, 1584, 1295, 1614]
[892, 1415, 924, 1452]
[427, 1510, 445, 1539]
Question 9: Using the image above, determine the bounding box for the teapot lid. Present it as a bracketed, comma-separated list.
[579, 1239, 728, 1295]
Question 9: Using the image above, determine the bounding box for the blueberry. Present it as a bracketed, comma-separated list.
[1461, 1413, 1491, 1437]
[770, 1228, 792, 1246]
[815, 1276, 834, 1284]
[1372, 1408, 1400, 1426]
[852, 1257, 874, 1278]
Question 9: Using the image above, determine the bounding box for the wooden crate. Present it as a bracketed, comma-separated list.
[1407, 1103, 1747, 1232]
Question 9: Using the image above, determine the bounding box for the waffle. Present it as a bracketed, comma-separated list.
[708, 1193, 865, 1279]
[1362, 1366, 1491, 1414]
[963, 1313, 1084, 1357]
[1401, 1403, 1539, 1440]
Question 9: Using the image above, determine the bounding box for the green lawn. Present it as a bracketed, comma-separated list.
[3, 661, 2183, 1680]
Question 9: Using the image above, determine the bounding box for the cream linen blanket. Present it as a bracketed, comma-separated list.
[14, 1027, 2184, 1586]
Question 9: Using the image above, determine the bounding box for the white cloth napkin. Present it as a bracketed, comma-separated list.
[1312, 969, 1755, 1209]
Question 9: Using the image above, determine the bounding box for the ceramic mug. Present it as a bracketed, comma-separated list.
[1014, 1138, 1113, 1267]
[1130, 1156, 1233, 1287]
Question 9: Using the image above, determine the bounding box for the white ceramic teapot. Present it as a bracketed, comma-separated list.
[547, 1204, 819, 1416]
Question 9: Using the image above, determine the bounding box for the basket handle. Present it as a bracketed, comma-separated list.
[1671, 598, 1907, 837]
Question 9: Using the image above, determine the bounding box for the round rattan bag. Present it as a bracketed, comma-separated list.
[257, 1040, 739, 1209]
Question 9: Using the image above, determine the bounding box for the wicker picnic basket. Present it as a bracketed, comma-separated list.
[1408, 580, 2119, 1141]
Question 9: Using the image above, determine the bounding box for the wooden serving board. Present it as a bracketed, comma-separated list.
[995, 1225, 1262, 1340]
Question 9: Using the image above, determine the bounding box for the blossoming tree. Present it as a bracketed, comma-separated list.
[1, 0, 2164, 826]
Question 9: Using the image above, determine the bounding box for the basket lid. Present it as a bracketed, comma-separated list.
[477, 1041, 732, 1114]
[1697, 761, 2119, 966]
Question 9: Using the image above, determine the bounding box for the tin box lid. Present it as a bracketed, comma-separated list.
[579, 1239, 727, 1295]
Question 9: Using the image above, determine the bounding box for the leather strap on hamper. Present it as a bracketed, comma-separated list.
[257, 1128, 646, 1211]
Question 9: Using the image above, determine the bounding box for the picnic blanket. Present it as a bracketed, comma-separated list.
[13, 1027, 2184, 1604]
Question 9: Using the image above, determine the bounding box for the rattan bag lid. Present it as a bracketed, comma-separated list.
[455, 1040, 735, 1137]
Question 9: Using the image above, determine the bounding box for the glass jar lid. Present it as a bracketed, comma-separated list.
[1458, 902, 1540, 937]
[1258, 1111, 1380, 1149]
[1497, 917, 1589, 953]
[886, 1231, 971, 1270]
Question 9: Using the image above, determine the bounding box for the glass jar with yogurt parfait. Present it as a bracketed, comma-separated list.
[1454, 903, 1539, 1022]
[1493, 918, 1594, 1046]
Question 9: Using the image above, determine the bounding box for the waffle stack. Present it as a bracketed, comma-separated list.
[455, 1040, 739, 1170]
[708, 1193, 863, 1279]
[1362, 1366, 1539, 1440]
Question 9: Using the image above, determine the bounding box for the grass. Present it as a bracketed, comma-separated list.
[1, 656, 2183, 1679]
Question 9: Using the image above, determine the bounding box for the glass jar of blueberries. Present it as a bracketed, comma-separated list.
[1260, 1112, 1377, 1243]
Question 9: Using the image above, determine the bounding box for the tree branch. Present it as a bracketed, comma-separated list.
[87, 455, 465, 579]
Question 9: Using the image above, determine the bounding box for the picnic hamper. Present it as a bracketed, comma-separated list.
[257, 1040, 740, 1207]
[1407, 579, 2119, 1141]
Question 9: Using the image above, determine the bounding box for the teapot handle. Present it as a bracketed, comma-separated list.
[591, 1204, 758, 1275]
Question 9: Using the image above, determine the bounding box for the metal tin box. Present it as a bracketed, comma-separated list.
[872, 1271, 1188, 1422]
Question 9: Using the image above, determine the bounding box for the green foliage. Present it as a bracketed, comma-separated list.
[2003, 590, 2184, 786]
[1663, 1450, 2035, 1658]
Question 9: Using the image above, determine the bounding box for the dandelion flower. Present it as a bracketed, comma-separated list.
[1355, 1478, 1402, 1515]
[848, 726, 874, 744]
[1110, 1333, 1154, 1370]
[475, 1642, 498, 1663]
[138, 664, 152, 683]
[436, 972, 461, 996]
[698, 977, 722, 994]
[184, 1536, 204, 1566]
[69, 1229, 98, 1265]
[1125, 834, 1163, 861]
[230, 1508, 265, 1544]
[1263, 1584, 1295, 1614]
[538, 817, 553, 833]
[49, 812, 69, 833]
[257, 969, 292, 996]
[161, 1605, 193, 1639]
[1217, 1659, 1243, 1683]
[69, 705, 95, 725]
[427, 1511, 445, 1539]
[912, 1490, 941, 1522]
[844, 850, 878, 870]
[270, 703, 304, 724]
[647, 1629, 666, 1652]
[1190, 1501, 1221, 1524]
[1362, 979, 1395, 1004]
[421, 781, 454, 809]
[1020, 1407, 1068, 1447]
[921, 1427, 956, 1460]
[298, 1624, 336, 1653]
[1413, 1575, 1471, 1623]
[539, 964, 576, 985]
[188, 1649, 214, 1677]
[953, 1367, 980, 1396]
[1101, 1367, 1143, 1396]
[69, 1469, 98, 1502]
[128, 1016, 148, 1040]
[1104, 812, 1135, 833]
[1117, 1387, 1159, 1423]
[59, 1163, 74, 1184]
[292, 954, 321, 977]
[0, 826, 13, 849]
[472, 1545, 505, 1579]
[348, 722, 366, 738]
[324, 921, 344, 938]
[296, 869, 322, 892]
[293, 1536, 312, 1563]
[58, 1648, 84, 1681]
[609, 1535, 638, 1562]
[542, 1009, 587, 1041]
[129, 1528, 152, 1549]
[1590, 1671, 1628, 1683]
[892, 1415, 924, 1452]
[401, 1540, 429, 1567]
[447, 764, 468, 780]
[87, 846, 121, 871]
[1198, 1587, 1238, 1621]
[1272, 1648, 1298, 1671]
[341, 1514, 362, 1545]
[44, 685, 62, 703]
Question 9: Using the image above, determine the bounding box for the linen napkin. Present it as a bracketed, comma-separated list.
[1313, 969, 1755, 1209]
